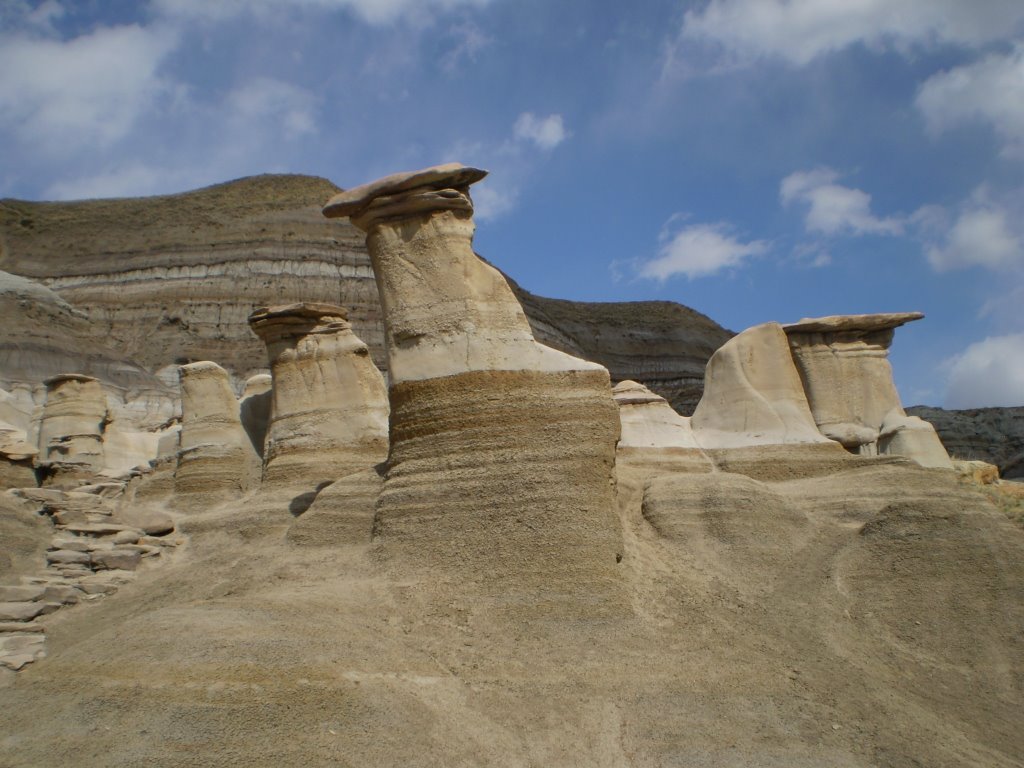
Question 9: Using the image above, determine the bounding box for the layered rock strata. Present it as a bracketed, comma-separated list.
[1, 176, 730, 409]
[174, 362, 260, 496]
[248, 303, 388, 488]
[325, 164, 625, 617]
[785, 313, 952, 468]
[36, 374, 107, 484]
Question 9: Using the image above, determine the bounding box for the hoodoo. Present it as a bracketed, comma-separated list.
[36, 374, 107, 486]
[248, 302, 389, 489]
[174, 361, 261, 496]
[324, 164, 627, 618]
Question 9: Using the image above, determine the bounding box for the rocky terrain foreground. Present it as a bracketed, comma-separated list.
[1, 165, 1022, 767]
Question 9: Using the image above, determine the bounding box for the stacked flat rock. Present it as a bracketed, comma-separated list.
[785, 313, 952, 468]
[248, 303, 388, 488]
[174, 362, 261, 496]
[325, 164, 626, 619]
[36, 374, 107, 485]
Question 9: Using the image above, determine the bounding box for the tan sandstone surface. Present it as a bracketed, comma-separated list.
[0, 168, 1022, 767]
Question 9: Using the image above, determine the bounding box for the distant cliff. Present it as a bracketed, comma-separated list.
[907, 405, 1024, 479]
[0, 174, 731, 414]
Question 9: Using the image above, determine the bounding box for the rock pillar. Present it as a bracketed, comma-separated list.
[174, 361, 261, 496]
[37, 374, 107, 483]
[248, 303, 389, 488]
[784, 313, 952, 467]
[323, 164, 625, 618]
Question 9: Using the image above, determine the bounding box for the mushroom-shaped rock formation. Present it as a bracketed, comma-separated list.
[691, 323, 833, 449]
[784, 312, 951, 468]
[325, 164, 625, 619]
[248, 303, 389, 489]
[174, 362, 261, 496]
[36, 374, 107, 486]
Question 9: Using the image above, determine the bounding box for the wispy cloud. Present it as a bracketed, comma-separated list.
[780, 168, 902, 236]
[153, 0, 497, 26]
[638, 217, 768, 280]
[675, 0, 1024, 69]
[912, 187, 1023, 272]
[512, 112, 569, 150]
[916, 44, 1024, 158]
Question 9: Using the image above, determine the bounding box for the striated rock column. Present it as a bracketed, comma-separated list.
[248, 303, 389, 488]
[174, 362, 261, 496]
[784, 313, 952, 467]
[37, 374, 107, 483]
[323, 164, 625, 618]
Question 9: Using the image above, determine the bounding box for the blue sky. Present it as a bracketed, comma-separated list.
[1, 0, 1023, 408]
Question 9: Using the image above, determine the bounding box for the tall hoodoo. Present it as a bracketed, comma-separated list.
[248, 302, 389, 488]
[784, 313, 952, 468]
[37, 374, 107, 483]
[174, 361, 261, 496]
[324, 164, 626, 618]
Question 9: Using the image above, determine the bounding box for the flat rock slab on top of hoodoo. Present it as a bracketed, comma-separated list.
[248, 302, 348, 323]
[784, 312, 924, 334]
[322, 163, 488, 219]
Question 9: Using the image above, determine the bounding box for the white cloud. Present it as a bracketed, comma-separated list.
[945, 333, 1024, 408]
[916, 44, 1024, 157]
[678, 0, 1024, 66]
[513, 113, 569, 150]
[226, 78, 318, 140]
[0, 23, 178, 151]
[780, 168, 902, 236]
[440, 22, 492, 73]
[640, 219, 768, 280]
[153, 0, 494, 26]
[918, 193, 1023, 271]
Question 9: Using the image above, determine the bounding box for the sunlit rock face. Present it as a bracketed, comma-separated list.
[36, 374, 107, 486]
[784, 313, 952, 468]
[174, 361, 260, 497]
[690, 323, 832, 449]
[248, 302, 388, 490]
[325, 164, 627, 619]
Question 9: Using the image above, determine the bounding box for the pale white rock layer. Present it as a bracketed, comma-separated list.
[691, 323, 831, 448]
[612, 380, 700, 449]
[248, 303, 388, 488]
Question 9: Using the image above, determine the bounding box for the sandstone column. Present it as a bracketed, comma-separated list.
[174, 361, 261, 496]
[784, 313, 952, 467]
[248, 302, 389, 488]
[37, 374, 107, 484]
[323, 164, 625, 618]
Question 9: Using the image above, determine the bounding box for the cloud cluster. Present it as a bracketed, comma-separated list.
[512, 113, 569, 150]
[918, 196, 1023, 272]
[679, 0, 1024, 66]
[639, 219, 768, 281]
[916, 44, 1024, 158]
[945, 333, 1024, 408]
[153, 0, 495, 26]
[780, 168, 902, 236]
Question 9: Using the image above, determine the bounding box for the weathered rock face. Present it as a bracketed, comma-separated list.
[691, 322, 832, 448]
[907, 405, 1024, 479]
[1, 176, 730, 410]
[249, 302, 388, 489]
[327, 164, 626, 618]
[785, 313, 952, 468]
[238, 373, 272, 457]
[37, 374, 106, 483]
[174, 362, 260, 496]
